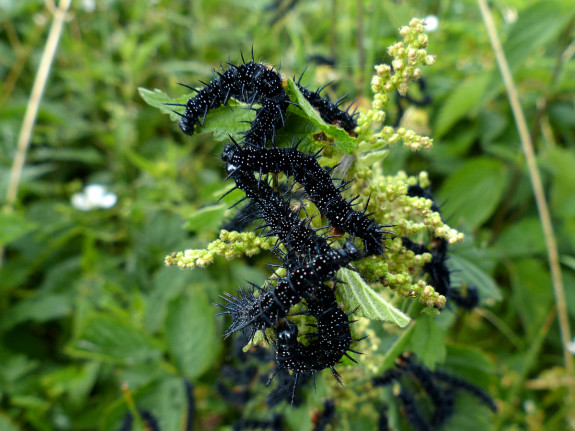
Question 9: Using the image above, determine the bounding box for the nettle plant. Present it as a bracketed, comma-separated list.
[142, 18, 485, 427]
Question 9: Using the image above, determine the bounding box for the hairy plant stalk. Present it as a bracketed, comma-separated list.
[477, 0, 574, 404]
[0, 0, 72, 267]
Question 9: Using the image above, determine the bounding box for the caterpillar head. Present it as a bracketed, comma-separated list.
[340, 241, 362, 261]
[222, 143, 241, 175]
[276, 322, 298, 346]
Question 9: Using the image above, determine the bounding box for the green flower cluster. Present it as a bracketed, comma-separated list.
[354, 170, 463, 244]
[165, 230, 275, 269]
[356, 17, 435, 152]
[351, 170, 459, 309]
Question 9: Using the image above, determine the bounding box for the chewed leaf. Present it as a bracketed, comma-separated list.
[285, 78, 357, 154]
[139, 87, 254, 139]
[199, 103, 254, 141]
[338, 268, 411, 328]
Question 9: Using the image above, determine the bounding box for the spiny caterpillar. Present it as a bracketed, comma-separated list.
[173, 52, 357, 144]
[172, 51, 388, 400]
[372, 352, 497, 430]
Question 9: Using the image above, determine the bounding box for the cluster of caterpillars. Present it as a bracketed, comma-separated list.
[171, 52, 390, 400]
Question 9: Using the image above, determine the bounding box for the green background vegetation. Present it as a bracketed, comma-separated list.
[1, 0, 574, 430]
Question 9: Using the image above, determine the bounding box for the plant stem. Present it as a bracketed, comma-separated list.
[477, 0, 574, 404]
[0, 0, 72, 268]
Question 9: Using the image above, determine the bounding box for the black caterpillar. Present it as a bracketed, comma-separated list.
[232, 414, 284, 431]
[173, 50, 357, 143]
[218, 332, 337, 428]
[217, 332, 313, 408]
[372, 352, 497, 430]
[175, 53, 386, 400]
[268, 283, 364, 392]
[270, 284, 360, 383]
[222, 139, 384, 255]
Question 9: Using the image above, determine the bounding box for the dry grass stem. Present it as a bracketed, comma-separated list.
[477, 0, 574, 407]
[1, 0, 72, 267]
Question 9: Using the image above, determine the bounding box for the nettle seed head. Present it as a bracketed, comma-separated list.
[348, 170, 463, 311]
[165, 230, 275, 269]
[357, 19, 435, 154]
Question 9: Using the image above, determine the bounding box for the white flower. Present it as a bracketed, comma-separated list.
[502, 7, 518, 24]
[81, 0, 96, 13]
[71, 184, 117, 211]
[567, 338, 575, 355]
[424, 15, 439, 32]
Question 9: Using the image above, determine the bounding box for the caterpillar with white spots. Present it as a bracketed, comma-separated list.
[222, 139, 387, 255]
[175, 53, 387, 393]
[269, 283, 364, 402]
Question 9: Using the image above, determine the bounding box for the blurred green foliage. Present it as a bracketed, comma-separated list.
[1, 0, 574, 430]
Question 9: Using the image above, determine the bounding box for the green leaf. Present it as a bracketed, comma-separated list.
[32, 147, 104, 164]
[0, 165, 56, 199]
[406, 313, 451, 369]
[124, 149, 166, 177]
[481, 1, 575, 104]
[502, 1, 575, 74]
[0, 212, 37, 246]
[99, 375, 187, 431]
[199, 103, 255, 141]
[139, 87, 254, 140]
[449, 253, 502, 302]
[138, 87, 189, 122]
[0, 413, 20, 431]
[445, 344, 496, 388]
[491, 217, 546, 259]
[141, 81, 359, 149]
[41, 363, 100, 408]
[509, 258, 554, 337]
[274, 112, 323, 150]
[165, 289, 221, 380]
[379, 324, 415, 372]
[284, 78, 358, 153]
[337, 268, 411, 327]
[357, 149, 389, 168]
[137, 377, 189, 431]
[561, 255, 575, 272]
[67, 314, 162, 364]
[0, 291, 74, 331]
[183, 204, 227, 232]
[284, 400, 314, 431]
[438, 157, 508, 229]
[442, 394, 496, 431]
[145, 267, 210, 333]
[0, 347, 39, 388]
[542, 147, 575, 218]
[434, 74, 490, 138]
[173, 101, 257, 141]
